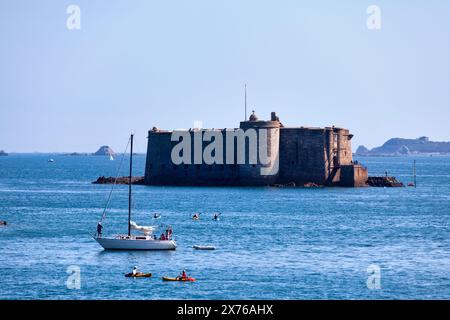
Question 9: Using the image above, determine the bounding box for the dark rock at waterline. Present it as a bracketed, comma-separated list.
[303, 182, 322, 188]
[367, 176, 404, 187]
[93, 176, 145, 185]
[271, 182, 296, 188]
[271, 181, 323, 188]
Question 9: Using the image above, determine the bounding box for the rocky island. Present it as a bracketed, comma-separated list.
[93, 146, 115, 156]
[356, 136, 450, 156]
[0, 150, 8, 156]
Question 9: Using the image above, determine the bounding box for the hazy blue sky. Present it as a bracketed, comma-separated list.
[1, 0, 449, 153]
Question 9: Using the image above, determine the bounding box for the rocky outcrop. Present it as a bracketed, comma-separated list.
[355, 145, 369, 155]
[93, 146, 115, 156]
[367, 176, 404, 187]
[356, 137, 450, 156]
[93, 176, 145, 185]
[0, 150, 8, 156]
[270, 181, 322, 188]
[271, 182, 297, 188]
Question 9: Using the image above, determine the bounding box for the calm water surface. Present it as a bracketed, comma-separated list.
[0, 154, 449, 299]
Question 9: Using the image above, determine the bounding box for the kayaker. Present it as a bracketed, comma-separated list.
[97, 222, 103, 238]
[132, 266, 139, 275]
[193, 213, 200, 220]
[213, 213, 220, 220]
[181, 270, 187, 280]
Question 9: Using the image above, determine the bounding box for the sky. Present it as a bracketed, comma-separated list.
[0, 0, 449, 153]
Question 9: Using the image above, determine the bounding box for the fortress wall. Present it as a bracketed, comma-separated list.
[144, 131, 175, 185]
[340, 164, 368, 187]
[238, 120, 280, 185]
[335, 128, 353, 165]
[145, 124, 280, 186]
[146, 130, 236, 185]
[279, 128, 327, 184]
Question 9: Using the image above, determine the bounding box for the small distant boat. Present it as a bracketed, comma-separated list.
[162, 276, 196, 282]
[192, 213, 200, 220]
[193, 245, 216, 250]
[407, 182, 415, 187]
[109, 155, 114, 161]
[213, 212, 221, 221]
[48, 159, 54, 163]
[153, 213, 161, 219]
[125, 272, 152, 278]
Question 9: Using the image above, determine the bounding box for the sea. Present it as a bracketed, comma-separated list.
[0, 154, 449, 299]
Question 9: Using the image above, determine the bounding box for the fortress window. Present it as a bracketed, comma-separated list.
[252, 164, 256, 168]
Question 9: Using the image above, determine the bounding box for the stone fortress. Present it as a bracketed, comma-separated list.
[144, 112, 368, 187]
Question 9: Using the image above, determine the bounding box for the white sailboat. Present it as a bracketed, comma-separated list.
[93, 134, 177, 250]
[109, 154, 114, 161]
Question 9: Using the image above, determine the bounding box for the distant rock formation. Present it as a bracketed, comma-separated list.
[355, 145, 369, 156]
[93, 176, 145, 185]
[0, 150, 8, 156]
[93, 146, 115, 156]
[355, 136, 450, 156]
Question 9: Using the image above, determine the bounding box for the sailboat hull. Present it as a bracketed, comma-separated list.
[95, 237, 177, 250]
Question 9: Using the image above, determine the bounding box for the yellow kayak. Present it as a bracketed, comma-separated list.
[125, 273, 152, 278]
[162, 276, 196, 282]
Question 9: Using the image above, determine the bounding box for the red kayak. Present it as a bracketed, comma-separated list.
[162, 276, 196, 282]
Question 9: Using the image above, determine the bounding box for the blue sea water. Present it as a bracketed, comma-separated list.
[0, 154, 449, 300]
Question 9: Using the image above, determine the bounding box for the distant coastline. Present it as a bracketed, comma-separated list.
[355, 136, 450, 157]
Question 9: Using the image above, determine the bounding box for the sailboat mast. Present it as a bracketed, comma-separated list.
[413, 159, 417, 188]
[128, 134, 134, 236]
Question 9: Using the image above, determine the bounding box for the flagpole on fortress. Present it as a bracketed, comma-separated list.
[244, 84, 247, 121]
